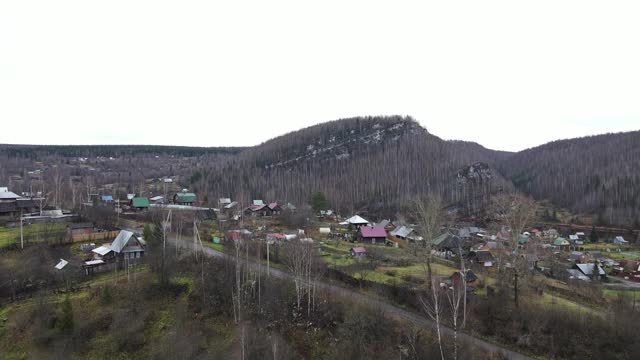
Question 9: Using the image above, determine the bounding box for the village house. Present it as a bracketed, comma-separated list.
[553, 237, 570, 248]
[150, 195, 165, 204]
[173, 190, 197, 205]
[268, 202, 283, 215]
[432, 233, 464, 258]
[244, 204, 272, 217]
[223, 201, 238, 214]
[467, 250, 496, 268]
[0, 187, 42, 217]
[343, 215, 370, 229]
[450, 269, 478, 289]
[612, 260, 640, 281]
[357, 226, 387, 244]
[391, 225, 414, 241]
[84, 230, 146, 274]
[130, 197, 150, 211]
[574, 263, 606, 280]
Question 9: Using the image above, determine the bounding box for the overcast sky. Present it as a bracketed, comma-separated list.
[1, 1, 639, 152]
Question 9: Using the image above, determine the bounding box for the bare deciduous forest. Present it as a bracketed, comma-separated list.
[1, 116, 639, 226]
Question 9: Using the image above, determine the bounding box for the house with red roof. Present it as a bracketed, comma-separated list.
[268, 202, 282, 215]
[350, 247, 367, 258]
[357, 226, 387, 244]
[244, 204, 272, 217]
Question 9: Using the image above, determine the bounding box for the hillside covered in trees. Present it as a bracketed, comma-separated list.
[1, 117, 638, 225]
[196, 116, 514, 216]
[498, 131, 640, 226]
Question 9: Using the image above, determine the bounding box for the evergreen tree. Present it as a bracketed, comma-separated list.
[589, 225, 598, 243]
[57, 296, 74, 334]
[311, 192, 329, 212]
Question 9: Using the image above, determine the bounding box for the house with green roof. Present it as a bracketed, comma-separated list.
[553, 237, 570, 247]
[173, 190, 197, 205]
[131, 197, 150, 210]
[431, 233, 449, 247]
[518, 234, 530, 245]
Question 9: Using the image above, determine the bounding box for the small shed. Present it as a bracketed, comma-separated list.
[614, 236, 629, 245]
[350, 247, 367, 257]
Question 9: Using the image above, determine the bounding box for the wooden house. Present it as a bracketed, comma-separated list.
[357, 226, 387, 244]
[130, 197, 150, 210]
[468, 250, 496, 267]
[173, 190, 196, 205]
[268, 202, 283, 215]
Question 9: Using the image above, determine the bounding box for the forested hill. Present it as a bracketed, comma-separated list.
[196, 116, 514, 216]
[0, 144, 245, 158]
[497, 131, 640, 226]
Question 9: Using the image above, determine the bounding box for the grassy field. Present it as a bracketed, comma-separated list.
[602, 288, 640, 300]
[320, 241, 459, 286]
[204, 241, 225, 252]
[0, 223, 67, 248]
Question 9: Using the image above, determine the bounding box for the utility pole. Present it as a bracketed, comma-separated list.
[20, 209, 24, 249]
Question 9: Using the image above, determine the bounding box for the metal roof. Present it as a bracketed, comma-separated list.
[55, 259, 68, 270]
[268, 202, 281, 210]
[175, 192, 196, 203]
[391, 226, 413, 238]
[92, 245, 112, 256]
[0, 191, 21, 199]
[576, 263, 605, 276]
[132, 197, 150, 208]
[346, 215, 369, 225]
[351, 247, 367, 253]
[360, 226, 387, 238]
[253, 200, 264, 206]
[85, 259, 105, 266]
[376, 219, 391, 228]
[110, 230, 135, 253]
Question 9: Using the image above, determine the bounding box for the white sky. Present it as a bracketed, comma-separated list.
[1, 1, 639, 152]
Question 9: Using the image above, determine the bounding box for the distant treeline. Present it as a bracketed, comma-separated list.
[0, 144, 246, 158]
[498, 130, 640, 226]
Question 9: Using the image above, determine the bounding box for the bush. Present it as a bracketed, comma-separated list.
[401, 274, 425, 284]
[384, 270, 397, 277]
[56, 296, 74, 334]
[101, 286, 113, 305]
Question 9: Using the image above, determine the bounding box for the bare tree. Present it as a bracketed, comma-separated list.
[419, 279, 445, 360]
[283, 239, 313, 314]
[490, 193, 537, 308]
[414, 195, 445, 288]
